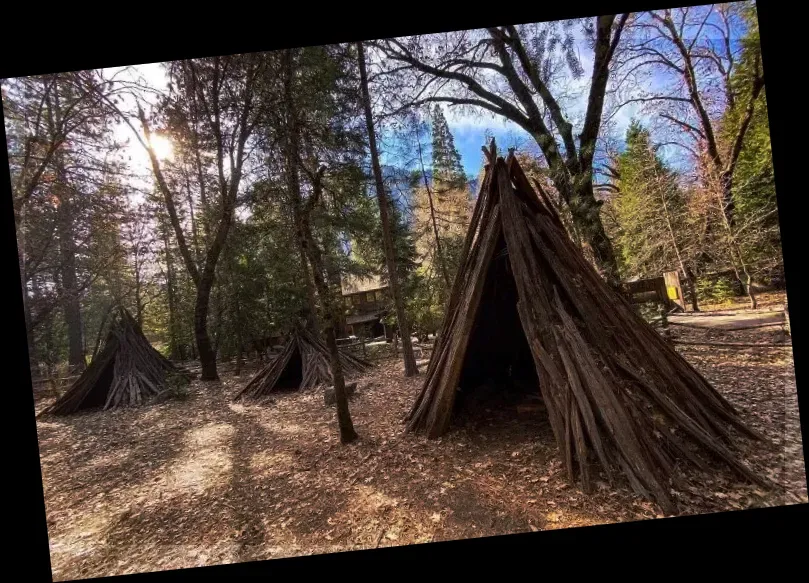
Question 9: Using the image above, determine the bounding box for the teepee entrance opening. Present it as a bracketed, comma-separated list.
[455, 231, 544, 419]
[275, 347, 304, 390]
[81, 358, 117, 410]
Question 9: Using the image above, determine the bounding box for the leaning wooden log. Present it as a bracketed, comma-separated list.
[233, 327, 371, 402]
[405, 140, 769, 513]
[41, 308, 191, 416]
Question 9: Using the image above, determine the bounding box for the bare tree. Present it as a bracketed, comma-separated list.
[372, 16, 629, 287]
[613, 4, 765, 306]
[614, 5, 764, 228]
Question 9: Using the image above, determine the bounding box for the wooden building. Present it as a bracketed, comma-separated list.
[340, 274, 393, 339]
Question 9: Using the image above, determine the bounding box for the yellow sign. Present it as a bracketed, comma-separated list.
[667, 285, 679, 300]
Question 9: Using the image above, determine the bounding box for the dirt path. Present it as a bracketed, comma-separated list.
[35, 314, 806, 580]
[669, 311, 785, 330]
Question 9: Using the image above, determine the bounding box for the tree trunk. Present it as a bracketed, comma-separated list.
[325, 253, 347, 337]
[55, 167, 86, 373]
[161, 225, 181, 360]
[227, 242, 245, 376]
[659, 181, 699, 312]
[18, 205, 36, 367]
[568, 181, 621, 290]
[234, 345, 243, 376]
[296, 242, 320, 333]
[357, 41, 418, 377]
[194, 275, 218, 380]
[185, 173, 203, 263]
[299, 168, 358, 444]
[27, 270, 41, 369]
[684, 268, 700, 312]
[282, 48, 320, 334]
[211, 283, 223, 356]
[716, 176, 757, 311]
[741, 269, 757, 310]
[24, 278, 35, 362]
[134, 266, 143, 328]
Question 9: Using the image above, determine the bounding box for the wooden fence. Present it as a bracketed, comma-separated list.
[337, 336, 433, 362]
[623, 272, 683, 311]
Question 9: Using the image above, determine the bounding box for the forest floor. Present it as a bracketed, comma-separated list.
[35, 292, 806, 580]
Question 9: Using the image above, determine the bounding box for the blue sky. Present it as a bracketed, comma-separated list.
[117, 8, 748, 192]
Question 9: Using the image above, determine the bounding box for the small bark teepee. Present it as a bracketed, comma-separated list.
[233, 327, 371, 402]
[407, 141, 768, 512]
[43, 308, 190, 416]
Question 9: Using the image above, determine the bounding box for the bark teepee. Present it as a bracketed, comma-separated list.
[406, 140, 768, 512]
[43, 308, 191, 416]
[233, 327, 371, 402]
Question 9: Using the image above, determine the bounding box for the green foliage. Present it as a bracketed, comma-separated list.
[696, 276, 736, 305]
[11, 18, 784, 382]
[162, 371, 191, 401]
[718, 6, 781, 281]
[610, 121, 690, 280]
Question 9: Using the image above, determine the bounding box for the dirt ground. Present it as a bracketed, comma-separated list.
[35, 292, 806, 580]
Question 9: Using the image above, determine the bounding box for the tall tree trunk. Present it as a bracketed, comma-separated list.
[134, 261, 144, 328]
[296, 239, 320, 332]
[712, 166, 758, 310]
[325, 252, 347, 337]
[684, 268, 700, 312]
[567, 177, 621, 290]
[226, 242, 244, 376]
[282, 48, 320, 334]
[211, 283, 223, 356]
[357, 41, 418, 377]
[161, 225, 181, 360]
[185, 173, 202, 263]
[300, 168, 358, 444]
[55, 165, 86, 373]
[194, 275, 218, 379]
[24, 279, 35, 364]
[18, 204, 36, 368]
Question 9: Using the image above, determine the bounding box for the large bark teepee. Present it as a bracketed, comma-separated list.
[233, 327, 371, 402]
[407, 141, 768, 512]
[43, 308, 191, 416]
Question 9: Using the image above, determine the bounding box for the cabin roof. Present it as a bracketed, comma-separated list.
[341, 273, 387, 295]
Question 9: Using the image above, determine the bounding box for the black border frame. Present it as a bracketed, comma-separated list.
[3, 1, 805, 579]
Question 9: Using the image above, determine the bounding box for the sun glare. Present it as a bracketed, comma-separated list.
[148, 133, 174, 161]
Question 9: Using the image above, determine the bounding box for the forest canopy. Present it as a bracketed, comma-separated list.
[5, 1, 780, 380]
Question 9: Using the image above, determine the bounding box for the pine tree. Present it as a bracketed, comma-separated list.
[431, 105, 467, 190]
[425, 106, 470, 282]
[611, 121, 697, 306]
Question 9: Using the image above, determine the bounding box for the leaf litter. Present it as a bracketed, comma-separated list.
[34, 297, 806, 580]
